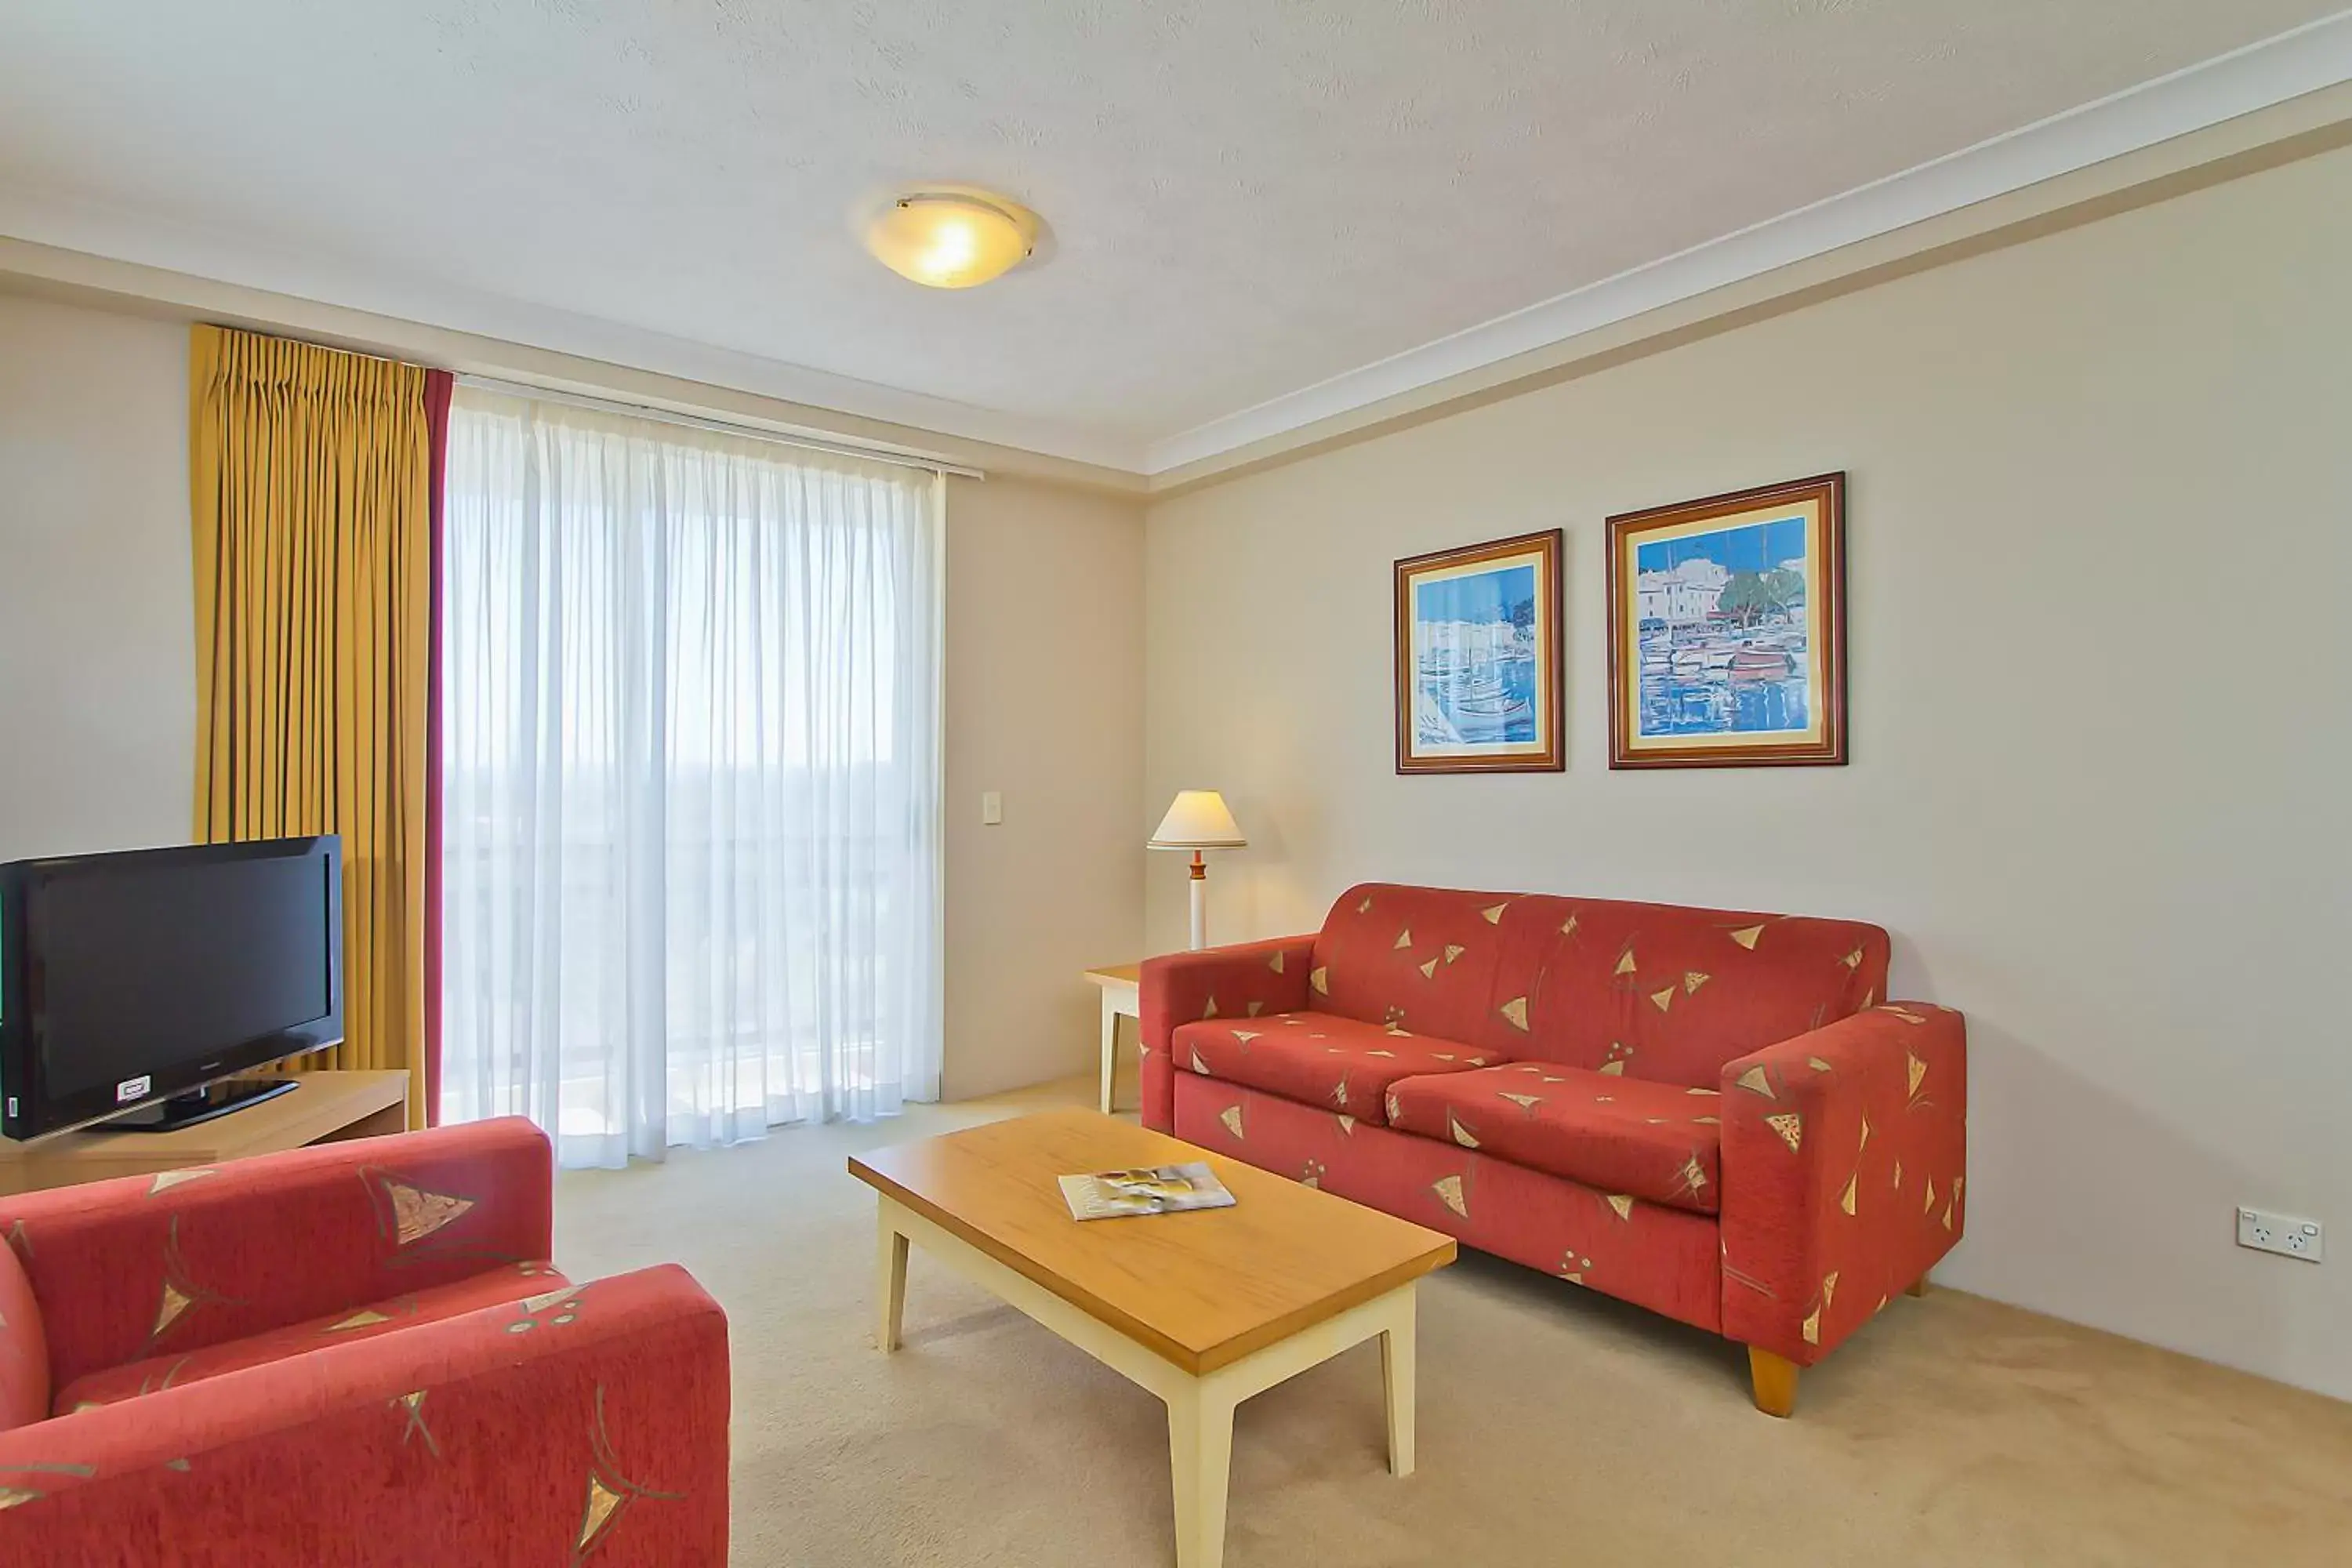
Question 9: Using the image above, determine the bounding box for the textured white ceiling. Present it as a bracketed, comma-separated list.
[0, 1, 2339, 459]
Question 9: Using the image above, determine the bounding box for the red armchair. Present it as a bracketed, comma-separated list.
[1142, 883, 1966, 1416]
[0, 1118, 728, 1565]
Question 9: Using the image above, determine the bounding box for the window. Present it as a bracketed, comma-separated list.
[440, 390, 942, 1167]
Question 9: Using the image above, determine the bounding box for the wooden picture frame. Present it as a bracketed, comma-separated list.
[1606, 472, 1846, 769]
[1394, 529, 1565, 775]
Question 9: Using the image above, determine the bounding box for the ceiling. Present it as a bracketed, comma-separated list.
[1, 2, 2344, 473]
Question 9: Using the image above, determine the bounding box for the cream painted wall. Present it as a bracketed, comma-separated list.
[0, 292, 194, 860]
[0, 290, 1146, 1101]
[942, 474, 1146, 1098]
[1144, 147, 2352, 1399]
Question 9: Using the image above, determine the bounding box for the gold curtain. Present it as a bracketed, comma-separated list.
[189, 325, 431, 1129]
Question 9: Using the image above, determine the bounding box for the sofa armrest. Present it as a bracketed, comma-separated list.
[1, 1117, 554, 1393]
[1139, 936, 1317, 1131]
[1718, 1004, 1967, 1366]
[0, 1263, 728, 1567]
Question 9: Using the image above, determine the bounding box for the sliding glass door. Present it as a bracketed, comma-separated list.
[439, 390, 942, 1167]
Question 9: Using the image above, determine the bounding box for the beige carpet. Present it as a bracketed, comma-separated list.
[554, 1080, 2352, 1567]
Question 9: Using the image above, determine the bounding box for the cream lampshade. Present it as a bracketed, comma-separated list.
[1148, 790, 1247, 951]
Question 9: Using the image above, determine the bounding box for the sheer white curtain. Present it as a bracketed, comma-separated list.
[441, 389, 942, 1167]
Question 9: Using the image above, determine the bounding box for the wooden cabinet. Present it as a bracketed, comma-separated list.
[0, 1070, 410, 1196]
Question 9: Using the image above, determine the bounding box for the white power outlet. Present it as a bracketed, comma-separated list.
[2238, 1206, 2324, 1264]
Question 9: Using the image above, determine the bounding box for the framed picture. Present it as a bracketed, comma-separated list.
[1394, 529, 1564, 774]
[1606, 472, 1846, 768]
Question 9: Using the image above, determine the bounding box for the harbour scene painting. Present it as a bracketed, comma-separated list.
[1394, 530, 1563, 774]
[1608, 474, 1846, 768]
[1635, 515, 1810, 738]
[1417, 563, 1538, 745]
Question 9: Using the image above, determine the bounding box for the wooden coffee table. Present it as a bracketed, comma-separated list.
[848, 1109, 1455, 1568]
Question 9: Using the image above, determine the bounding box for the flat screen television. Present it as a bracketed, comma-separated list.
[0, 836, 343, 1141]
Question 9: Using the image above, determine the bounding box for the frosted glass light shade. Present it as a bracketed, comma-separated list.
[1149, 790, 1247, 850]
[866, 192, 1038, 289]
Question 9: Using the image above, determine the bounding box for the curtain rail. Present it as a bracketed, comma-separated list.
[452, 375, 985, 480]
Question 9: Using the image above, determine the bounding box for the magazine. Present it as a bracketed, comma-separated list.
[1058, 1162, 1237, 1221]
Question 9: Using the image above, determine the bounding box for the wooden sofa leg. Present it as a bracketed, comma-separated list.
[1748, 1347, 1799, 1417]
[1906, 1276, 1930, 1298]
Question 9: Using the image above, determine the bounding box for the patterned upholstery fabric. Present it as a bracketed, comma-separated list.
[1139, 936, 1318, 1127]
[0, 1120, 730, 1563]
[0, 1236, 45, 1432]
[1719, 1004, 1969, 1366]
[1141, 881, 1966, 1380]
[53, 1261, 572, 1416]
[1386, 1062, 1723, 1215]
[1309, 883, 1889, 1085]
[1174, 1074, 1723, 1331]
[8, 1119, 556, 1396]
[1169, 1011, 1495, 1125]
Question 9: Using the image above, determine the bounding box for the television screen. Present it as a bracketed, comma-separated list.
[1, 837, 343, 1139]
[32, 853, 335, 1099]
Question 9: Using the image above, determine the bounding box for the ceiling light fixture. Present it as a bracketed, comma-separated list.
[863, 187, 1040, 289]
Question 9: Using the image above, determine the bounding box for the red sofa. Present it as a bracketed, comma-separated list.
[0, 1118, 728, 1564]
[1142, 883, 1965, 1415]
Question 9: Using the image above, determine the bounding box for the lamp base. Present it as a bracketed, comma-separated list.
[1189, 851, 1208, 951]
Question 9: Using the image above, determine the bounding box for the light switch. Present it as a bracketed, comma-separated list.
[981, 790, 1003, 826]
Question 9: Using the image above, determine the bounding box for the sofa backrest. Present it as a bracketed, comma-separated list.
[0, 1226, 47, 1430]
[1309, 883, 1889, 1087]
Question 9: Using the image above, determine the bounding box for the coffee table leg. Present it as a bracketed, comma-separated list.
[1167, 1382, 1235, 1568]
[875, 1204, 909, 1353]
[1382, 1290, 1416, 1477]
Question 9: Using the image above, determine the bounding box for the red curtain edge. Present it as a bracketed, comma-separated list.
[422, 368, 452, 1127]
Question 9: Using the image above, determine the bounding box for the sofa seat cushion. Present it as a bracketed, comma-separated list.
[1171, 1011, 1496, 1125]
[52, 1259, 572, 1417]
[1386, 1062, 1724, 1215]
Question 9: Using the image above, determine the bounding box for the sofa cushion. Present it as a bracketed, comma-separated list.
[1304, 887, 1519, 1059]
[0, 1229, 46, 1431]
[1386, 1062, 1723, 1215]
[52, 1259, 571, 1417]
[1176, 1073, 1727, 1333]
[1171, 1011, 1495, 1125]
[1312, 883, 1889, 1087]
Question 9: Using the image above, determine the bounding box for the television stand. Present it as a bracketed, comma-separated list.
[0, 1070, 408, 1196]
[108, 1076, 301, 1133]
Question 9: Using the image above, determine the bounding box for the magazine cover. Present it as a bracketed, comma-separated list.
[1058, 1162, 1237, 1221]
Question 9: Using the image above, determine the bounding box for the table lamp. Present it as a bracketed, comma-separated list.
[1149, 789, 1247, 950]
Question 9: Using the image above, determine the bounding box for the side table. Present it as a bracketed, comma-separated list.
[1083, 964, 1142, 1114]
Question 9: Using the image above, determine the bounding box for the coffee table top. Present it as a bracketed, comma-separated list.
[848, 1109, 1454, 1375]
